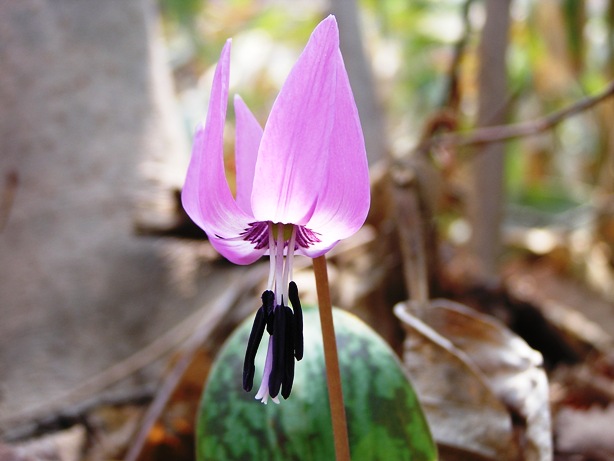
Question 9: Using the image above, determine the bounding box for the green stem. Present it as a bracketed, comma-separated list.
[313, 255, 351, 461]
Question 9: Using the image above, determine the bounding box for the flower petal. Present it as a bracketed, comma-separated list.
[296, 236, 339, 259]
[181, 40, 263, 265]
[251, 15, 340, 225]
[234, 95, 263, 215]
[301, 48, 370, 256]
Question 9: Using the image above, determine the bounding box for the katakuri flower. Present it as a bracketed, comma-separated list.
[181, 15, 370, 403]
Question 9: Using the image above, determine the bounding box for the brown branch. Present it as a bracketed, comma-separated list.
[420, 80, 614, 151]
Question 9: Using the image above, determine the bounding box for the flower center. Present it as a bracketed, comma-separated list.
[243, 282, 303, 404]
[272, 223, 295, 242]
[240, 221, 320, 252]
[239, 221, 315, 404]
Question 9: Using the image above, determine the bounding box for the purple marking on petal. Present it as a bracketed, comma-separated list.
[240, 221, 270, 250]
[294, 226, 321, 249]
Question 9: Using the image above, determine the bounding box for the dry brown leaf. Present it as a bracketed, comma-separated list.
[395, 298, 552, 461]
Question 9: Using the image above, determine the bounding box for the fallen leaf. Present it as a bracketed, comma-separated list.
[395, 298, 552, 461]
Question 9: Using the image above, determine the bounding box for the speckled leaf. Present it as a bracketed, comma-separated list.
[197, 307, 437, 461]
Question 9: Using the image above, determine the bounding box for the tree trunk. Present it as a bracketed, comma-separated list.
[330, 0, 387, 164]
[0, 0, 215, 431]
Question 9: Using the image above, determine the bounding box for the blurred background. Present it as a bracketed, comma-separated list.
[1, 0, 613, 459]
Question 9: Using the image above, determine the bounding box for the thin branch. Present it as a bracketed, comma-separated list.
[124, 267, 265, 461]
[419, 80, 614, 152]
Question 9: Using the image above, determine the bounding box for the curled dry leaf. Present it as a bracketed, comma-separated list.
[395, 299, 552, 461]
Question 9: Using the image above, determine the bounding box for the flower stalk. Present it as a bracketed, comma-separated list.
[313, 255, 351, 461]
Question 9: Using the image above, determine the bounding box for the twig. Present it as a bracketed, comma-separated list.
[0, 266, 263, 442]
[313, 255, 351, 461]
[419, 80, 614, 152]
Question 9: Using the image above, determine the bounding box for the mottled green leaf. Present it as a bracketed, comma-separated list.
[197, 307, 437, 461]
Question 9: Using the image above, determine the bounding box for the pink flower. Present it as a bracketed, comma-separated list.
[182, 15, 370, 403]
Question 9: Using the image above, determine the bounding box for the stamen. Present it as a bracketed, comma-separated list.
[281, 305, 296, 399]
[266, 223, 275, 290]
[241, 221, 318, 402]
[242, 304, 266, 392]
[274, 223, 285, 306]
[269, 302, 297, 400]
[263, 290, 275, 335]
[269, 301, 289, 398]
[288, 281, 304, 361]
[282, 225, 296, 303]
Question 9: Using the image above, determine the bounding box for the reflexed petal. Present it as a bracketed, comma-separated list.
[296, 236, 339, 259]
[251, 15, 339, 225]
[234, 95, 263, 215]
[210, 237, 266, 265]
[302, 48, 370, 251]
[181, 40, 262, 265]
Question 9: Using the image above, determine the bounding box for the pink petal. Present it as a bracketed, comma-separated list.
[296, 237, 339, 259]
[210, 237, 267, 265]
[302, 48, 370, 254]
[234, 95, 263, 215]
[181, 40, 264, 265]
[251, 15, 340, 225]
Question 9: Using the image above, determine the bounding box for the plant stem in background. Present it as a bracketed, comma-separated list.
[330, 0, 386, 165]
[467, 0, 512, 282]
[313, 255, 351, 461]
